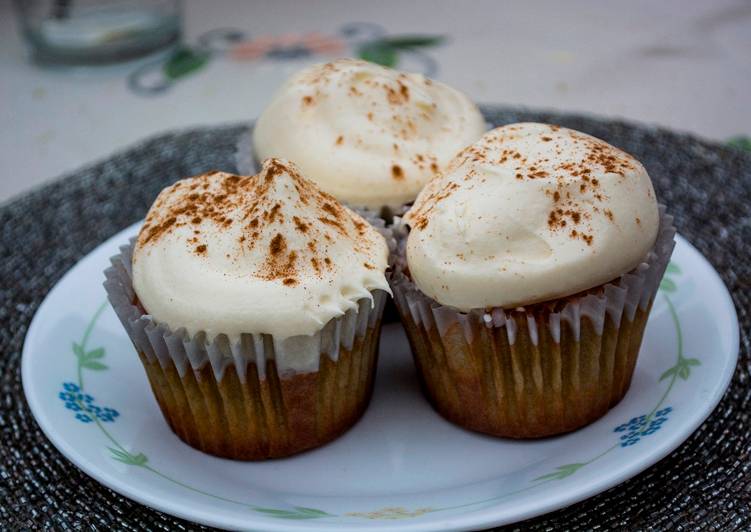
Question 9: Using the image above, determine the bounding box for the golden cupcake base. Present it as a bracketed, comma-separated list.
[391, 206, 674, 439]
[105, 239, 390, 461]
[398, 302, 652, 438]
[138, 322, 382, 460]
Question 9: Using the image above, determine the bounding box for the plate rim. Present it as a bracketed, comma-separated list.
[21, 226, 740, 531]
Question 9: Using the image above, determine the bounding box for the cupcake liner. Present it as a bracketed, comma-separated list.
[103, 240, 387, 459]
[391, 206, 676, 438]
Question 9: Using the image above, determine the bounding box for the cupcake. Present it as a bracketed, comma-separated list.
[104, 159, 391, 459]
[392, 123, 675, 438]
[248, 58, 486, 219]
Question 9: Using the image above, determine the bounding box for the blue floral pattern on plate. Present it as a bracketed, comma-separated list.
[614, 407, 672, 446]
[59, 382, 119, 423]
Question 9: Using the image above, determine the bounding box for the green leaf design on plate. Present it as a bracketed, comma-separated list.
[357, 42, 398, 67]
[533, 462, 585, 481]
[83, 347, 105, 360]
[660, 356, 700, 382]
[727, 136, 751, 152]
[659, 277, 677, 293]
[666, 262, 681, 274]
[659, 367, 676, 381]
[72, 342, 84, 358]
[81, 360, 108, 370]
[109, 447, 148, 466]
[254, 507, 332, 520]
[163, 47, 210, 80]
[293, 507, 331, 517]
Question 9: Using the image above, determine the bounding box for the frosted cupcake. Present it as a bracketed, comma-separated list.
[104, 159, 391, 459]
[248, 58, 486, 218]
[392, 123, 676, 438]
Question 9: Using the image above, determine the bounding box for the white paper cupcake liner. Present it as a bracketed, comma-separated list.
[392, 206, 675, 344]
[103, 239, 388, 382]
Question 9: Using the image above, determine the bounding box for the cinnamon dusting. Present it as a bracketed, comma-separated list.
[391, 164, 404, 180]
[136, 159, 383, 285]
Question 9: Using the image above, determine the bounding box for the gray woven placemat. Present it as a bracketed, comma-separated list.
[1, 106, 749, 530]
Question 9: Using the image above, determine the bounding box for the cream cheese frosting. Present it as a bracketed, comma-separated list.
[132, 159, 391, 340]
[252, 58, 486, 209]
[404, 122, 659, 310]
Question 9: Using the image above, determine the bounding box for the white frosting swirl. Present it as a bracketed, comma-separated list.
[132, 159, 390, 340]
[404, 122, 659, 310]
[252, 59, 486, 209]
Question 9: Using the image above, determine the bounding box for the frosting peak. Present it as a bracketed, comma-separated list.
[404, 123, 659, 310]
[252, 58, 486, 208]
[133, 159, 390, 339]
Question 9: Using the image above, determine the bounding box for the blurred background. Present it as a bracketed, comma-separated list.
[1, 0, 750, 204]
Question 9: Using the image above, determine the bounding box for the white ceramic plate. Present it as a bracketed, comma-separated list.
[22, 223, 738, 531]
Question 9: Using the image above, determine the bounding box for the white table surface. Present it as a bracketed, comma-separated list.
[2, 0, 750, 204]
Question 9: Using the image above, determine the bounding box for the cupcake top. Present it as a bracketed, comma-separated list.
[404, 122, 659, 311]
[252, 58, 486, 209]
[132, 159, 390, 340]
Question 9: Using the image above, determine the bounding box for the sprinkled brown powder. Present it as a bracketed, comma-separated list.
[137, 159, 382, 286]
[293, 216, 309, 233]
[408, 180, 460, 231]
[266, 202, 282, 223]
[322, 202, 341, 218]
[391, 164, 404, 180]
[269, 233, 286, 256]
[386, 82, 410, 105]
[318, 216, 346, 233]
[335, 135, 344, 145]
[352, 219, 367, 235]
[398, 81, 410, 100]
